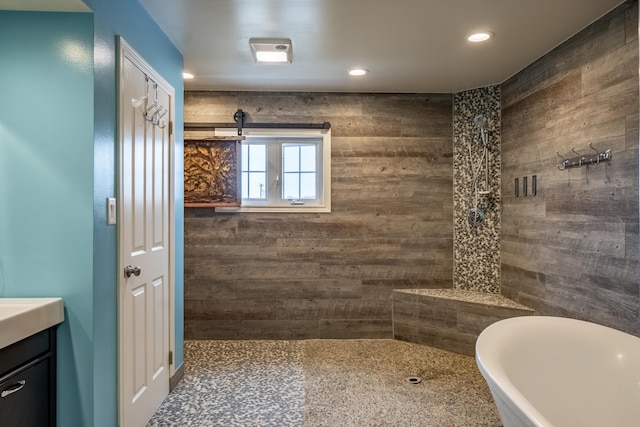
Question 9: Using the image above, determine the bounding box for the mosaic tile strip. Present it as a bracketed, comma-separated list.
[453, 86, 501, 293]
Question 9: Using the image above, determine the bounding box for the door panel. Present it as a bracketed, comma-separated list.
[119, 40, 172, 427]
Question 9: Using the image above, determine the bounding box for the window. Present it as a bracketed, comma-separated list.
[242, 143, 267, 200]
[216, 128, 331, 212]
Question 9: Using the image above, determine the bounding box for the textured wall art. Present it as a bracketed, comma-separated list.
[453, 86, 501, 293]
[184, 138, 241, 207]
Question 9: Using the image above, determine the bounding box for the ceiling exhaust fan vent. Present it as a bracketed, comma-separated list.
[249, 38, 293, 64]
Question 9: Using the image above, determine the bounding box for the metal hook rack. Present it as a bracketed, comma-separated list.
[556, 143, 612, 170]
[131, 76, 168, 129]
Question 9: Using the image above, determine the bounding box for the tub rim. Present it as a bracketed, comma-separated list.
[475, 315, 640, 427]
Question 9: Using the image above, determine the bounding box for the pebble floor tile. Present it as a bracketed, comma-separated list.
[147, 339, 502, 427]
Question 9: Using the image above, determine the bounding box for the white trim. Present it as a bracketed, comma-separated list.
[215, 127, 332, 213]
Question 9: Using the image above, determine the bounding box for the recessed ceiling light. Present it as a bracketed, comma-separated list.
[183, 72, 194, 79]
[467, 32, 494, 43]
[249, 38, 293, 63]
[349, 68, 368, 76]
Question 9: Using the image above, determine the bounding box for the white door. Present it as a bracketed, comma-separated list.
[118, 39, 174, 427]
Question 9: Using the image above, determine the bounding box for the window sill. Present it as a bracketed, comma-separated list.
[215, 205, 331, 213]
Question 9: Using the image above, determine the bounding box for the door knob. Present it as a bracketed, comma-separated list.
[124, 265, 141, 278]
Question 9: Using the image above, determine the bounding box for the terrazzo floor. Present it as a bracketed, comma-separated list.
[148, 339, 502, 427]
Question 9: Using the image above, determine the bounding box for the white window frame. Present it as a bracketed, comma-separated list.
[215, 127, 331, 213]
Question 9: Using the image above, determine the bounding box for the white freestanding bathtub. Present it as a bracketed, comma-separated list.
[476, 316, 640, 427]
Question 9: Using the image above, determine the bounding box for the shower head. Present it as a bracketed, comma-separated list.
[474, 114, 487, 129]
[474, 114, 488, 147]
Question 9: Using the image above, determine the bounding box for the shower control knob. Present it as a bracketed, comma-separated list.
[124, 265, 141, 278]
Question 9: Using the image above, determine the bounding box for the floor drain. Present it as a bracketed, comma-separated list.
[405, 376, 421, 385]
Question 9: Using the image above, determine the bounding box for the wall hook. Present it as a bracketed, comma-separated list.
[145, 100, 158, 114]
[556, 144, 612, 171]
[589, 143, 600, 164]
[556, 151, 569, 170]
[570, 147, 585, 167]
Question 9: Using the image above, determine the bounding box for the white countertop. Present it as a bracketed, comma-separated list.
[0, 298, 65, 349]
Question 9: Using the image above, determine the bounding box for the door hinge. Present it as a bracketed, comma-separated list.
[169, 351, 173, 365]
[169, 121, 173, 136]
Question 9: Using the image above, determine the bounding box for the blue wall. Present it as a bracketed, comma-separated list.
[0, 1, 184, 426]
[0, 11, 95, 426]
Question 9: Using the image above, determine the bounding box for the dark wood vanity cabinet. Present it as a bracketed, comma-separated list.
[0, 328, 57, 427]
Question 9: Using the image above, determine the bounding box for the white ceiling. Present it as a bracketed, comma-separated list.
[139, 0, 626, 93]
[2, 0, 626, 93]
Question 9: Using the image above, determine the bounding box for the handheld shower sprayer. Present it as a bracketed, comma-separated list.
[467, 113, 491, 226]
[474, 114, 488, 147]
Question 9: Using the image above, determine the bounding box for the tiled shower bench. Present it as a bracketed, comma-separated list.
[392, 289, 534, 356]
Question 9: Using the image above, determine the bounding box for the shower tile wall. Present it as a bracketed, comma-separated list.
[183, 92, 454, 339]
[501, 0, 639, 336]
[453, 86, 502, 292]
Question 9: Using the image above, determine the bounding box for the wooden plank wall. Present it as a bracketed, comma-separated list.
[184, 92, 453, 339]
[501, 0, 640, 335]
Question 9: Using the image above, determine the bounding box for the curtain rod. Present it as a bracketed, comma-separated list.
[183, 109, 331, 135]
[184, 122, 331, 130]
